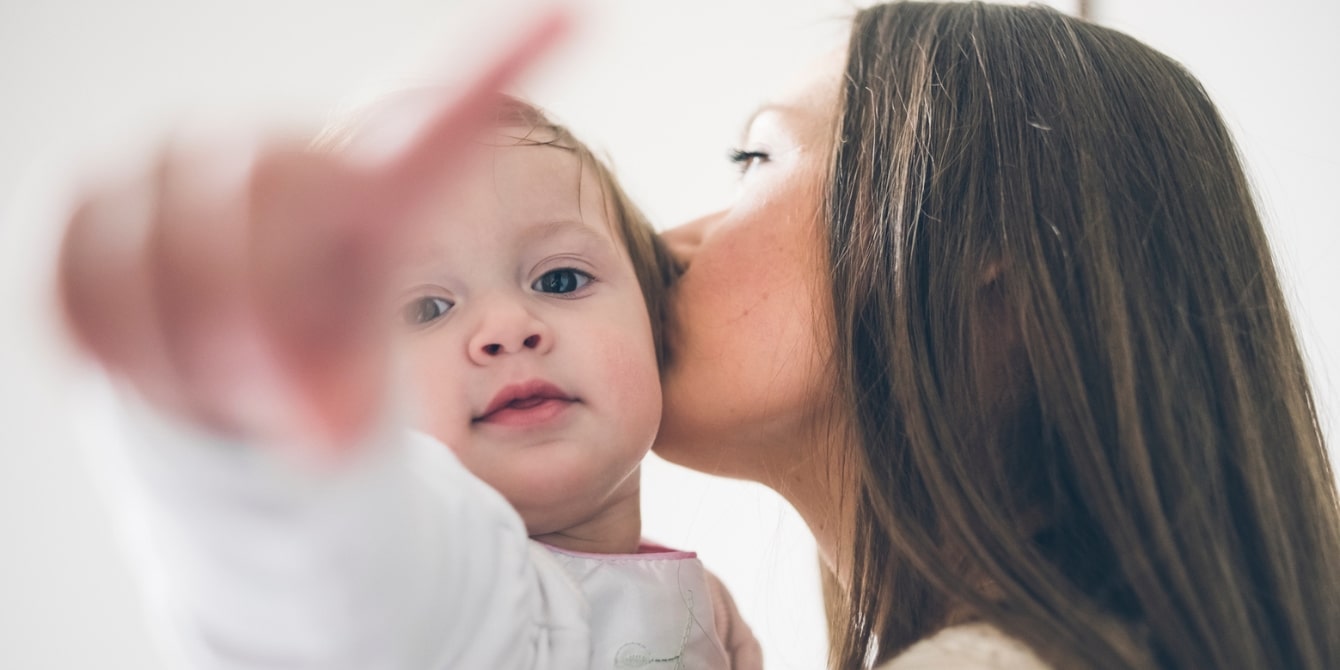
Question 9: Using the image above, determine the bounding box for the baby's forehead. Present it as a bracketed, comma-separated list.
[480, 137, 616, 234]
[491, 120, 569, 147]
[485, 131, 581, 171]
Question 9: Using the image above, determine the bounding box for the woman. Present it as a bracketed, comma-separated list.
[655, 3, 1340, 668]
[58, 2, 1340, 669]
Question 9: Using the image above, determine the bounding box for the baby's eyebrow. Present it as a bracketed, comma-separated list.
[523, 218, 612, 249]
[399, 218, 615, 276]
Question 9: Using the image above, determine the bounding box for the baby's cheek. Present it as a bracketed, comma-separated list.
[592, 325, 662, 438]
[402, 377, 477, 471]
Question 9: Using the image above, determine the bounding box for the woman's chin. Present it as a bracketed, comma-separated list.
[648, 428, 695, 466]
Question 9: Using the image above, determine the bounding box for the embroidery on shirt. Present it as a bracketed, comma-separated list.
[611, 590, 695, 669]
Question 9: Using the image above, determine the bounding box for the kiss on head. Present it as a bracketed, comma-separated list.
[56, 3, 1340, 669]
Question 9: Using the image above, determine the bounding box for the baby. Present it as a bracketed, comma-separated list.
[388, 97, 679, 557]
[70, 94, 760, 669]
[387, 96, 761, 665]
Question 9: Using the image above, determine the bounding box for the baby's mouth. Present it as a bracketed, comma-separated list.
[474, 380, 577, 426]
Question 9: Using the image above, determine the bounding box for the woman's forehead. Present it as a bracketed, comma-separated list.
[791, 50, 844, 127]
[746, 51, 843, 142]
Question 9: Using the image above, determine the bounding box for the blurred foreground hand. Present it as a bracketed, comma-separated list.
[56, 10, 568, 457]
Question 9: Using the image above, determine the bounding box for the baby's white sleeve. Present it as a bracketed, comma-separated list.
[83, 379, 588, 670]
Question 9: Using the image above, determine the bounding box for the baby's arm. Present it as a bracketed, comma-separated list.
[93, 385, 587, 669]
[57, 15, 585, 668]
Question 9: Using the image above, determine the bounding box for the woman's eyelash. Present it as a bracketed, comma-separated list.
[728, 148, 771, 172]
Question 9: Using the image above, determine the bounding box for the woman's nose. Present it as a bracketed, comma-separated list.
[659, 213, 715, 268]
[467, 301, 552, 365]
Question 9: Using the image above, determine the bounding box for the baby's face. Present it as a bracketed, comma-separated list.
[395, 139, 661, 535]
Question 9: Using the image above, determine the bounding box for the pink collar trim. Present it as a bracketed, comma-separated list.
[539, 539, 697, 561]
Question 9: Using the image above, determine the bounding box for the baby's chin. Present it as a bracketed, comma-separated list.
[516, 502, 590, 538]
[511, 472, 645, 552]
[511, 479, 627, 534]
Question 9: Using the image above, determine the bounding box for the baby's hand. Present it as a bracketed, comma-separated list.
[56, 12, 567, 455]
[706, 570, 764, 670]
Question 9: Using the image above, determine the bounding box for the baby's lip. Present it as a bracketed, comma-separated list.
[474, 380, 576, 422]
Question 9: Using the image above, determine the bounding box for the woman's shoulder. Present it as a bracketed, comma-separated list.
[877, 623, 1052, 670]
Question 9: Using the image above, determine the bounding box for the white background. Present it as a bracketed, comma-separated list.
[1, 1, 1335, 668]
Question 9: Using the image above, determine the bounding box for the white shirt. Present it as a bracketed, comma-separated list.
[89, 385, 735, 669]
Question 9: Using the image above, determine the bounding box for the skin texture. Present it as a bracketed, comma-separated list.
[655, 58, 851, 570]
[397, 140, 661, 554]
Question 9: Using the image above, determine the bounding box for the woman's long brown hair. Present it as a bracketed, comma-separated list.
[825, 3, 1340, 668]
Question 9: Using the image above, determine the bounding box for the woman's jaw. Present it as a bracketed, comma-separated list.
[652, 50, 853, 575]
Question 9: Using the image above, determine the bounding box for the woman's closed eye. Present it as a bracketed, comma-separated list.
[728, 147, 771, 174]
[533, 268, 593, 295]
[403, 296, 453, 326]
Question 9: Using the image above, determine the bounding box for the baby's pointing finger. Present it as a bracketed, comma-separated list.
[245, 148, 395, 448]
[148, 140, 279, 434]
[363, 7, 572, 230]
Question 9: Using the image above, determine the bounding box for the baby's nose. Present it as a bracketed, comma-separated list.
[479, 333, 542, 357]
[467, 304, 551, 364]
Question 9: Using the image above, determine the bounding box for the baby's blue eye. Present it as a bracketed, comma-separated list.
[404, 296, 452, 325]
[533, 268, 592, 294]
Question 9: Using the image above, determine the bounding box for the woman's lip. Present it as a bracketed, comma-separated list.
[475, 380, 576, 422]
